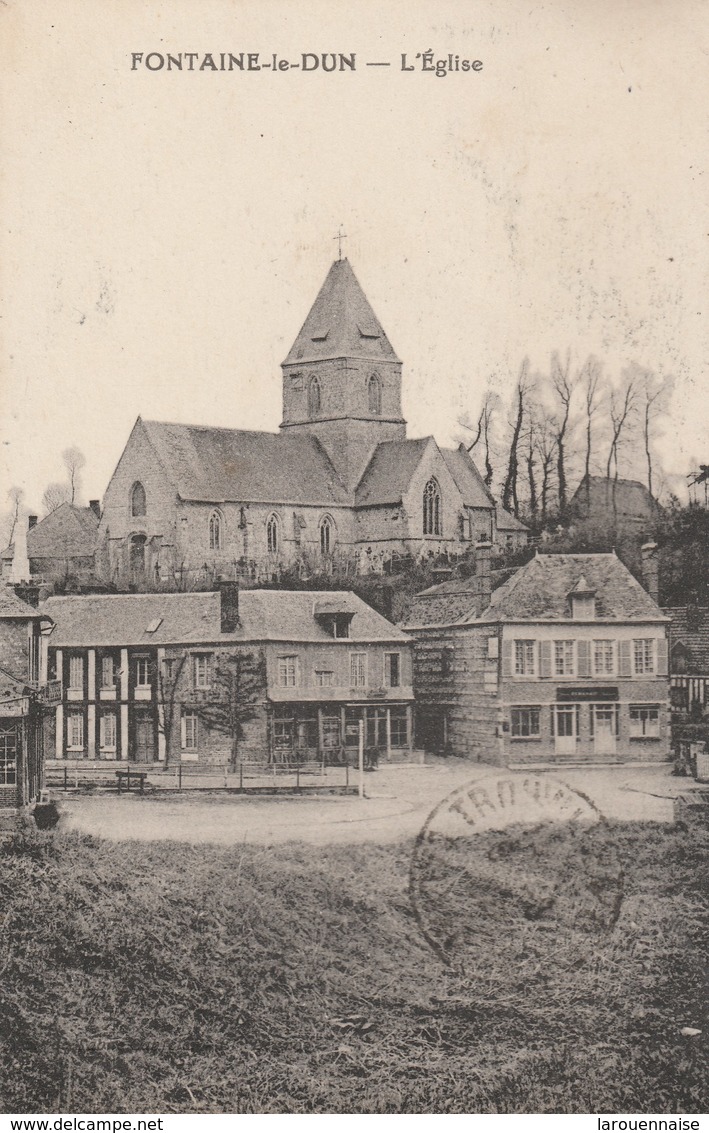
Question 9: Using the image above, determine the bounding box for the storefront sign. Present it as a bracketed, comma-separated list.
[0, 697, 29, 717]
[557, 686, 618, 702]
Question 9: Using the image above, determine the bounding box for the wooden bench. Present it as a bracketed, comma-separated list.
[115, 769, 147, 795]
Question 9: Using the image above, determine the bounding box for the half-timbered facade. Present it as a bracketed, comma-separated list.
[42, 585, 414, 769]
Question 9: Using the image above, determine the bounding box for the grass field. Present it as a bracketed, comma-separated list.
[0, 815, 707, 1114]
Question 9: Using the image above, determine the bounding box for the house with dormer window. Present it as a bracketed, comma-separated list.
[403, 550, 670, 765]
[42, 584, 414, 769]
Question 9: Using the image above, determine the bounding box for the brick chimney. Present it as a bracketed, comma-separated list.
[219, 581, 240, 632]
[641, 541, 659, 605]
[475, 539, 493, 612]
[28, 515, 38, 530]
[89, 500, 101, 518]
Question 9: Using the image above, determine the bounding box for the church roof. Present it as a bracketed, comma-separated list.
[440, 445, 496, 509]
[355, 438, 430, 506]
[283, 258, 401, 366]
[140, 420, 350, 506]
[495, 507, 528, 533]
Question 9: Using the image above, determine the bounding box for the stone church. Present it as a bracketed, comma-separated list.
[98, 256, 514, 587]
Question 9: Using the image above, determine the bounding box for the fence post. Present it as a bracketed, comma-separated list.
[345, 760, 349, 790]
[296, 765, 300, 792]
[64, 765, 68, 791]
[239, 762, 243, 793]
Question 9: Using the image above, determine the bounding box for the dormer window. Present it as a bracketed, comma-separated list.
[314, 598, 355, 638]
[569, 576, 596, 620]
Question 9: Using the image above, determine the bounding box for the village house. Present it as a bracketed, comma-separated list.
[1, 502, 101, 586]
[0, 587, 55, 815]
[41, 584, 414, 769]
[402, 545, 670, 765]
[661, 605, 709, 716]
[96, 256, 520, 588]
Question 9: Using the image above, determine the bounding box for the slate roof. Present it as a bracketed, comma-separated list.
[495, 507, 528, 533]
[355, 438, 430, 506]
[569, 476, 663, 524]
[663, 607, 709, 673]
[1, 504, 99, 562]
[440, 446, 496, 509]
[140, 420, 350, 506]
[0, 586, 48, 620]
[476, 553, 666, 623]
[283, 258, 400, 366]
[42, 589, 410, 647]
[401, 576, 493, 629]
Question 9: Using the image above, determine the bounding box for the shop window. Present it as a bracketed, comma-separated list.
[510, 706, 541, 738]
[629, 705, 660, 738]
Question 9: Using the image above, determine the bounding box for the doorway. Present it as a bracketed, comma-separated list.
[593, 704, 617, 756]
[554, 705, 577, 757]
[133, 711, 156, 763]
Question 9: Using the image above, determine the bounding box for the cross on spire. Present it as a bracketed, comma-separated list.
[333, 225, 347, 260]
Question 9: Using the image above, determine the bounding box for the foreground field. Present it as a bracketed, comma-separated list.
[0, 818, 707, 1114]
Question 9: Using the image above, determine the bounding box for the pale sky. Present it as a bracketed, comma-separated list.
[1, 0, 706, 512]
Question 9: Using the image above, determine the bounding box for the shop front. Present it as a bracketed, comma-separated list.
[270, 700, 412, 763]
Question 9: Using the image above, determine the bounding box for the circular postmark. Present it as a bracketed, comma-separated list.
[410, 772, 624, 967]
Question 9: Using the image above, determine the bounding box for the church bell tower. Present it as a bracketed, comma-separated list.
[280, 257, 407, 492]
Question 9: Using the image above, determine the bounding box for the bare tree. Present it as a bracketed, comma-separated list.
[197, 650, 267, 768]
[640, 369, 674, 500]
[502, 360, 530, 517]
[461, 389, 498, 487]
[534, 418, 557, 526]
[549, 350, 578, 512]
[42, 482, 71, 515]
[580, 356, 604, 504]
[5, 486, 24, 547]
[158, 652, 189, 768]
[62, 447, 86, 505]
[524, 412, 538, 521]
[606, 371, 640, 482]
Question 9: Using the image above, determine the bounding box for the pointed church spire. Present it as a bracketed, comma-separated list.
[283, 258, 401, 366]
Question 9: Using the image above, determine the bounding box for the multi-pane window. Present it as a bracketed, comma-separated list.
[0, 727, 17, 785]
[385, 652, 401, 688]
[278, 655, 298, 687]
[101, 655, 115, 689]
[633, 639, 655, 675]
[514, 640, 535, 676]
[315, 670, 334, 687]
[209, 511, 223, 551]
[510, 707, 541, 738]
[554, 641, 575, 676]
[350, 653, 367, 688]
[390, 706, 408, 747]
[593, 640, 615, 676]
[423, 478, 442, 536]
[135, 658, 151, 688]
[182, 710, 198, 751]
[193, 654, 211, 690]
[69, 655, 84, 690]
[267, 514, 279, 554]
[67, 712, 84, 750]
[320, 516, 334, 555]
[100, 712, 117, 751]
[629, 705, 660, 737]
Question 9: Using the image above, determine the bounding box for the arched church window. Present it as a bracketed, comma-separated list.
[267, 514, 279, 554]
[130, 534, 147, 581]
[130, 482, 146, 517]
[320, 515, 335, 556]
[209, 510, 223, 551]
[423, 478, 442, 536]
[368, 374, 382, 414]
[308, 376, 321, 418]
